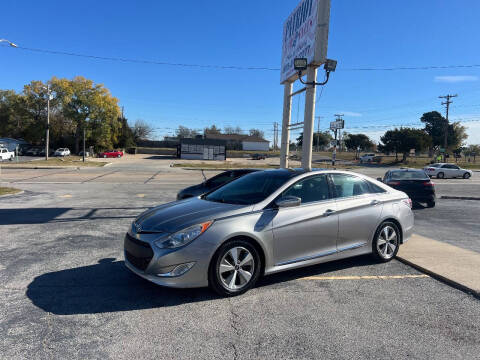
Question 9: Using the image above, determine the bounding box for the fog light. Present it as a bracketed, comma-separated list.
[157, 262, 195, 277]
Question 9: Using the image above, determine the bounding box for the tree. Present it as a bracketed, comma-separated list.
[224, 125, 242, 134]
[52, 76, 121, 152]
[421, 111, 468, 152]
[379, 127, 431, 162]
[249, 128, 265, 139]
[296, 131, 332, 148]
[204, 125, 221, 135]
[464, 144, 480, 162]
[175, 125, 198, 138]
[0, 90, 25, 139]
[343, 133, 375, 159]
[132, 119, 153, 142]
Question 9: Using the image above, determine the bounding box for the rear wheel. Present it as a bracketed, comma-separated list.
[372, 222, 400, 262]
[103, 155, 107, 158]
[209, 239, 261, 296]
[427, 201, 435, 208]
[437, 172, 445, 179]
[117, 154, 121, 158]
[463, 172, 471, 179]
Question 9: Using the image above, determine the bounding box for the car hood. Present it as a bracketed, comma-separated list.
[134, 197, 251, 233]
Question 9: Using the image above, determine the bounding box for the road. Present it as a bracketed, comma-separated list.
[1, 158, 479, 359]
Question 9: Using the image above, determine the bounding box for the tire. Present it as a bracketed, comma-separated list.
[372, 221, 400, 262]
[103, 155, 107, 158]
[437, 172, 445, 179]
[117, 154, 121, 158]
[209, 239, 262, 297]
[427, 201, 435, 208]
[463, 173, 471, 179]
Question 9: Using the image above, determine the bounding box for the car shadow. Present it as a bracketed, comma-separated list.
[0, 207, 149, 225]
[27, 256, 378, 315]
[144, 155, 177, 160]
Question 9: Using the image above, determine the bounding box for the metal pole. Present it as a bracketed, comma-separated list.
[280, 82, 293, 169]
[332, 129, 337, 167]
[315, 116, 321, 152]
[83, 127, 86, 162]
[301, 67, 317, 171]
[45, 84, 50, 161]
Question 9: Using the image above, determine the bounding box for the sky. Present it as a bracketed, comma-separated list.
[1, 0, 480, 145]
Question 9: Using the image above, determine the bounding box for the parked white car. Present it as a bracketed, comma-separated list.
[359, 153, 376, 163]
[54, 148, 71, 157]
[423, 163, 472, 179]
[0, 147, 15, 161]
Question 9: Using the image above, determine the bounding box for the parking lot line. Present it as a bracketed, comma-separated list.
[300, 274, 429, 281]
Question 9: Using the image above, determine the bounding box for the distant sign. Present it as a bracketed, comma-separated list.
[330, 120, 344, 130]
[280, 0, 331, 84]
[330, 140, 338, 147]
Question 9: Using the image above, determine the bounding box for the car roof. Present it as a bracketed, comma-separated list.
[389, 168, 426, 172]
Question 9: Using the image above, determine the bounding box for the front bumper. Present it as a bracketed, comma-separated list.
[123, 233, 213, 288]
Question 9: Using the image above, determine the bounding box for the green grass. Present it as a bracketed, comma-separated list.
[2, 156, 106, 167]
[0, 187, 21, 196]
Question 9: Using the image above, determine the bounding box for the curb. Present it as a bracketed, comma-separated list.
[441, 195, 480, 201]
[396, 256, 480, 299]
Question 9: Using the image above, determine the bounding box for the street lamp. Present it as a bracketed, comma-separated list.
[0, 39, 18, 47]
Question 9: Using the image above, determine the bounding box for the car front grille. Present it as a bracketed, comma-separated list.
[124, 233, 154, 272]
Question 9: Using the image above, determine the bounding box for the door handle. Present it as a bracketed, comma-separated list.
[323, 209, 336, 216]
[370, 199, 380, 205]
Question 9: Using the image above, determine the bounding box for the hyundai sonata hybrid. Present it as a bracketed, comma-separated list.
[124, 169, 414, 296]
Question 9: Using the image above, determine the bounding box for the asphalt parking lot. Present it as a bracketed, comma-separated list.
[1, 159, 479, 359]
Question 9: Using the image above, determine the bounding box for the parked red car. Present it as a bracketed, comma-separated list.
[98, 150, 124, 158]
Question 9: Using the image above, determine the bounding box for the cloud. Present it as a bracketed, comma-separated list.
[434, 75, 478, 83]
[339, 111, 362, 117]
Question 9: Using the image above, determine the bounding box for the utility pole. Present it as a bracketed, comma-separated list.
[439, 94, 457, 162]
[273, 122, 279, 150]
[315, 116, 322, 152]
[332, 114, 344, 167]
[45, 84, 51, 161]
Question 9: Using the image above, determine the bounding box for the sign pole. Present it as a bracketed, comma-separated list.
[280, 82, 293, 169]
[332, 129, 337, 167]
[301, 67, 317, 171]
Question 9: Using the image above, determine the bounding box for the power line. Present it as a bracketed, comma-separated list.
[3, 44, 480, 72]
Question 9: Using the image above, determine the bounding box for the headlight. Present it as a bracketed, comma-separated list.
[154, 221, 213, 249]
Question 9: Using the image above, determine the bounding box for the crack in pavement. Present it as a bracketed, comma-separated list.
[228, 298, 240, 360]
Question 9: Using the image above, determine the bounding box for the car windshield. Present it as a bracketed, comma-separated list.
[390, 171, 429, 180]
[204, 170, 296, 205]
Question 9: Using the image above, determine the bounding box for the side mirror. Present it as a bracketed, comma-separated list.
[376, 177, 383, 182]
[275, 196, 301, 208]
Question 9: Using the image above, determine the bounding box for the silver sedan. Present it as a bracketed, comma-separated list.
[124, 169, 414, 296]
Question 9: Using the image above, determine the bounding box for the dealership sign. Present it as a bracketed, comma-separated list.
[280, 0, 331, 83]
[330, 120, 344, 130]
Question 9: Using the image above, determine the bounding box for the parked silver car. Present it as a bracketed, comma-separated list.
[124, 169, 414, 296]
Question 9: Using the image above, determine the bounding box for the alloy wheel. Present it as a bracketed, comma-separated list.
[376, 225, 398, 260]
[218, 246, 255, 291]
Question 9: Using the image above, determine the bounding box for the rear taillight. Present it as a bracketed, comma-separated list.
[402, 198, 412, 208]
[426, 168, 435, 171]
[423, 181, 434, 186]
[387, 181, 400, 186]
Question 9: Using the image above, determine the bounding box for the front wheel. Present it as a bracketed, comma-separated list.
[463, 173, 471, 179]
[372, 222, 400, 262]
[117, 154, 121, 158]
[427, 201, 435, 208]
[209, 239, 262, 296]
[103, 155, 107, 158]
